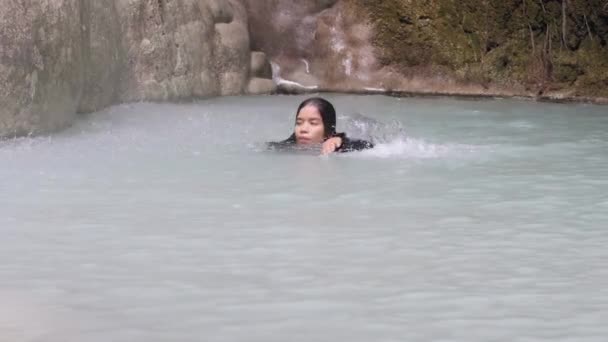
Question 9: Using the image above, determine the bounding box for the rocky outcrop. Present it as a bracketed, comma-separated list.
[0, 0, 275, 138]
[242, 0, 385, 92]
[77, 0, 124, 113]
[0, 0, 83, 137]
[240, 0, 419, 94]
[243, 0, 608, 101]
[247, 51, 277, 94]
[3, 0, 606, 138]
[351, 0, 608, 100]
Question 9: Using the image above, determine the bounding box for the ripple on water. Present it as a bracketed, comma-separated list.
[1, 96, 607, 342]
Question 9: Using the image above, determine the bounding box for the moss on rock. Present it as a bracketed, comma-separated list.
[351, 0, 608, 97]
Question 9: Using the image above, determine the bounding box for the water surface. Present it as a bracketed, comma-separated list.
[1, 95, 607, 341]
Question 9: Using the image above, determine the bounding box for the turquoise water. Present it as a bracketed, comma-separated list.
[1, 95, 607, 341]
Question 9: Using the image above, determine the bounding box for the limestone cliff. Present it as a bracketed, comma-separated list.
[0, 0, 83, 137]
[0, 0, 275, 138]
[2, 0, 607, 138]
[243, 0, 608, 100]
[356, 0, 608, 100]
[242, 0, 386, 92]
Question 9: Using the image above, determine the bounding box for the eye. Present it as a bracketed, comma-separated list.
[310, 120, 320, 125]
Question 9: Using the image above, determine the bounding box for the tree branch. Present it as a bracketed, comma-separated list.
[561, 0, 567, 49]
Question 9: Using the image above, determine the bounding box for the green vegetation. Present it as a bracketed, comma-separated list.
[353, 0, 608, 97]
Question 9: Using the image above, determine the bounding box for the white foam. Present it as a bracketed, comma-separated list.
[342, 53, 353, 76]
[348, 138, 477, 159]
[270, 61, 319, 90]
[363, 87, 386, 92]
[301, 58, 311, 74]
[277, 78, 319, 90]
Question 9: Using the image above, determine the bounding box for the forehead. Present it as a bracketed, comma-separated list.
[297, 105, 322, 120]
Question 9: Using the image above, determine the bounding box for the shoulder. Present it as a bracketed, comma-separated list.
[335, 133, 374, 152]
[267, 140, 294, 151]
[267, 134, 296, 150]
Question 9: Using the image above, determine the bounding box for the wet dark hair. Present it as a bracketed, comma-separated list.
[295, 97, 337, 137]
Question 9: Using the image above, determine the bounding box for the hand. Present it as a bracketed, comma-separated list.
[321, 137, 343, 155]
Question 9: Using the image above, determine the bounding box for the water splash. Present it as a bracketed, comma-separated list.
[340, 113, 408, 142]
[339, 113, 477, 159]
[354, 138, 474, 159]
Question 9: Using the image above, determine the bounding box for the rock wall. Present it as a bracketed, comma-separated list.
[0, 0, 84, 137]
[243, 0, 608, 100]
[241, 0, 501, 94]
[0, 0, 275, 138]
[352, 0, 608, 99]
[2, 0, 606, 137]
[241, 0, 387, 92]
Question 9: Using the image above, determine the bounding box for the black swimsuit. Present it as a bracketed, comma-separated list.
[268, 133, 374, 153]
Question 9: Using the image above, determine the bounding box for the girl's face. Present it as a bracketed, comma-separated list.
[295, 105, 325, 145]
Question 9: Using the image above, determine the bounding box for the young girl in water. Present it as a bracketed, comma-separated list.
[268, 97, 374, 154]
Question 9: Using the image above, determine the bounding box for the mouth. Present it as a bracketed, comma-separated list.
[297, 137, 312, 144]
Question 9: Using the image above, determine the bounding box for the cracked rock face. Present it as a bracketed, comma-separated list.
[241, 0, 385, 92]
[0, 0, 83, 137]
[0, 0, 375, 138]
[0, 0, 264, 138]
[115, 0, 250, 101]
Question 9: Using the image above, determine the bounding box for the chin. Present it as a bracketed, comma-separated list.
[296, 137, 313, 145]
